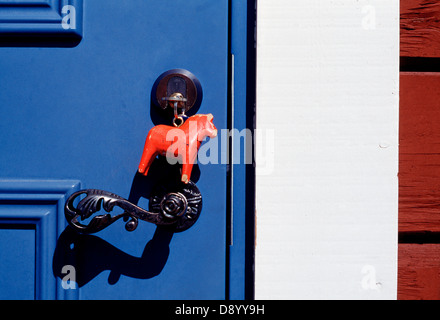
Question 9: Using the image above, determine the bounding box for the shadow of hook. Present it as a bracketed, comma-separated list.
[53, 155, 202, 287]
[52, 226, 174, 287]
[53, 159, 180, 287]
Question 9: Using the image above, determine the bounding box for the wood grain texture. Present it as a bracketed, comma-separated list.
[398, 244, 440, 300]
[399, 72, 440, 233]
[401, 0, 440, 58]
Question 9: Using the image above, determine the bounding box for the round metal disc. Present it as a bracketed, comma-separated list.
[149, 180, 202, 232]
[151, 69, 203, 114]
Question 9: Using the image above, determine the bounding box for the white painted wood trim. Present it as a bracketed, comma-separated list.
[255, 0, 399, 299]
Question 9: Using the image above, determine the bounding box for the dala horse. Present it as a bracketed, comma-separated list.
[138, 114, 217, 184]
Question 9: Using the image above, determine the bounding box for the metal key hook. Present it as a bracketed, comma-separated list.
[162, 92, 188, 127]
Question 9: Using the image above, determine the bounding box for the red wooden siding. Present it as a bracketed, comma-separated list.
[401, 0, 440, 58]
[399, 73, 440, 233]
[398, 244, 440, 300]
[399, 0, 440, 300]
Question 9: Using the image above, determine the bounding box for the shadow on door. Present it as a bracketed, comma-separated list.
[52, 157, 200, 287]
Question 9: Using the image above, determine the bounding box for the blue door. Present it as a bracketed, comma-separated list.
[0, 0, 250, 300]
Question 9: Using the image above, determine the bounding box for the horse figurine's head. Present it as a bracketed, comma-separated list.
[183, 113, 218, 140]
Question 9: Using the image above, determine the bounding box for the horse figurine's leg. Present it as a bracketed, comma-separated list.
[138, 136, 159, 176]
[181, 143, 198, 184]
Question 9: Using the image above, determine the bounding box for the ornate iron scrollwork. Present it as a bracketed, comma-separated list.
[65, 181, 202, 234]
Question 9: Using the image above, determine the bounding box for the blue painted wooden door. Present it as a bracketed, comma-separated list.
[0, 0, 229, 299]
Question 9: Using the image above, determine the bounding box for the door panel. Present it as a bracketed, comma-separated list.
[0, 0, 228, 299]
[0, 225, 36, 300]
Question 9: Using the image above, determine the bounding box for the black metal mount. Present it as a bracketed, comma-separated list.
[65, 181, 202, 234]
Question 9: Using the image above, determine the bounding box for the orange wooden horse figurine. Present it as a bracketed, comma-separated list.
[138, 114, 217, 183]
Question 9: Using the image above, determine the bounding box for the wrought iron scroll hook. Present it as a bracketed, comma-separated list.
[64, 181, 202, 234]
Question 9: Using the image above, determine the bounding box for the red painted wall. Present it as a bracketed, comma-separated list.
[398, 0, 440, 300]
